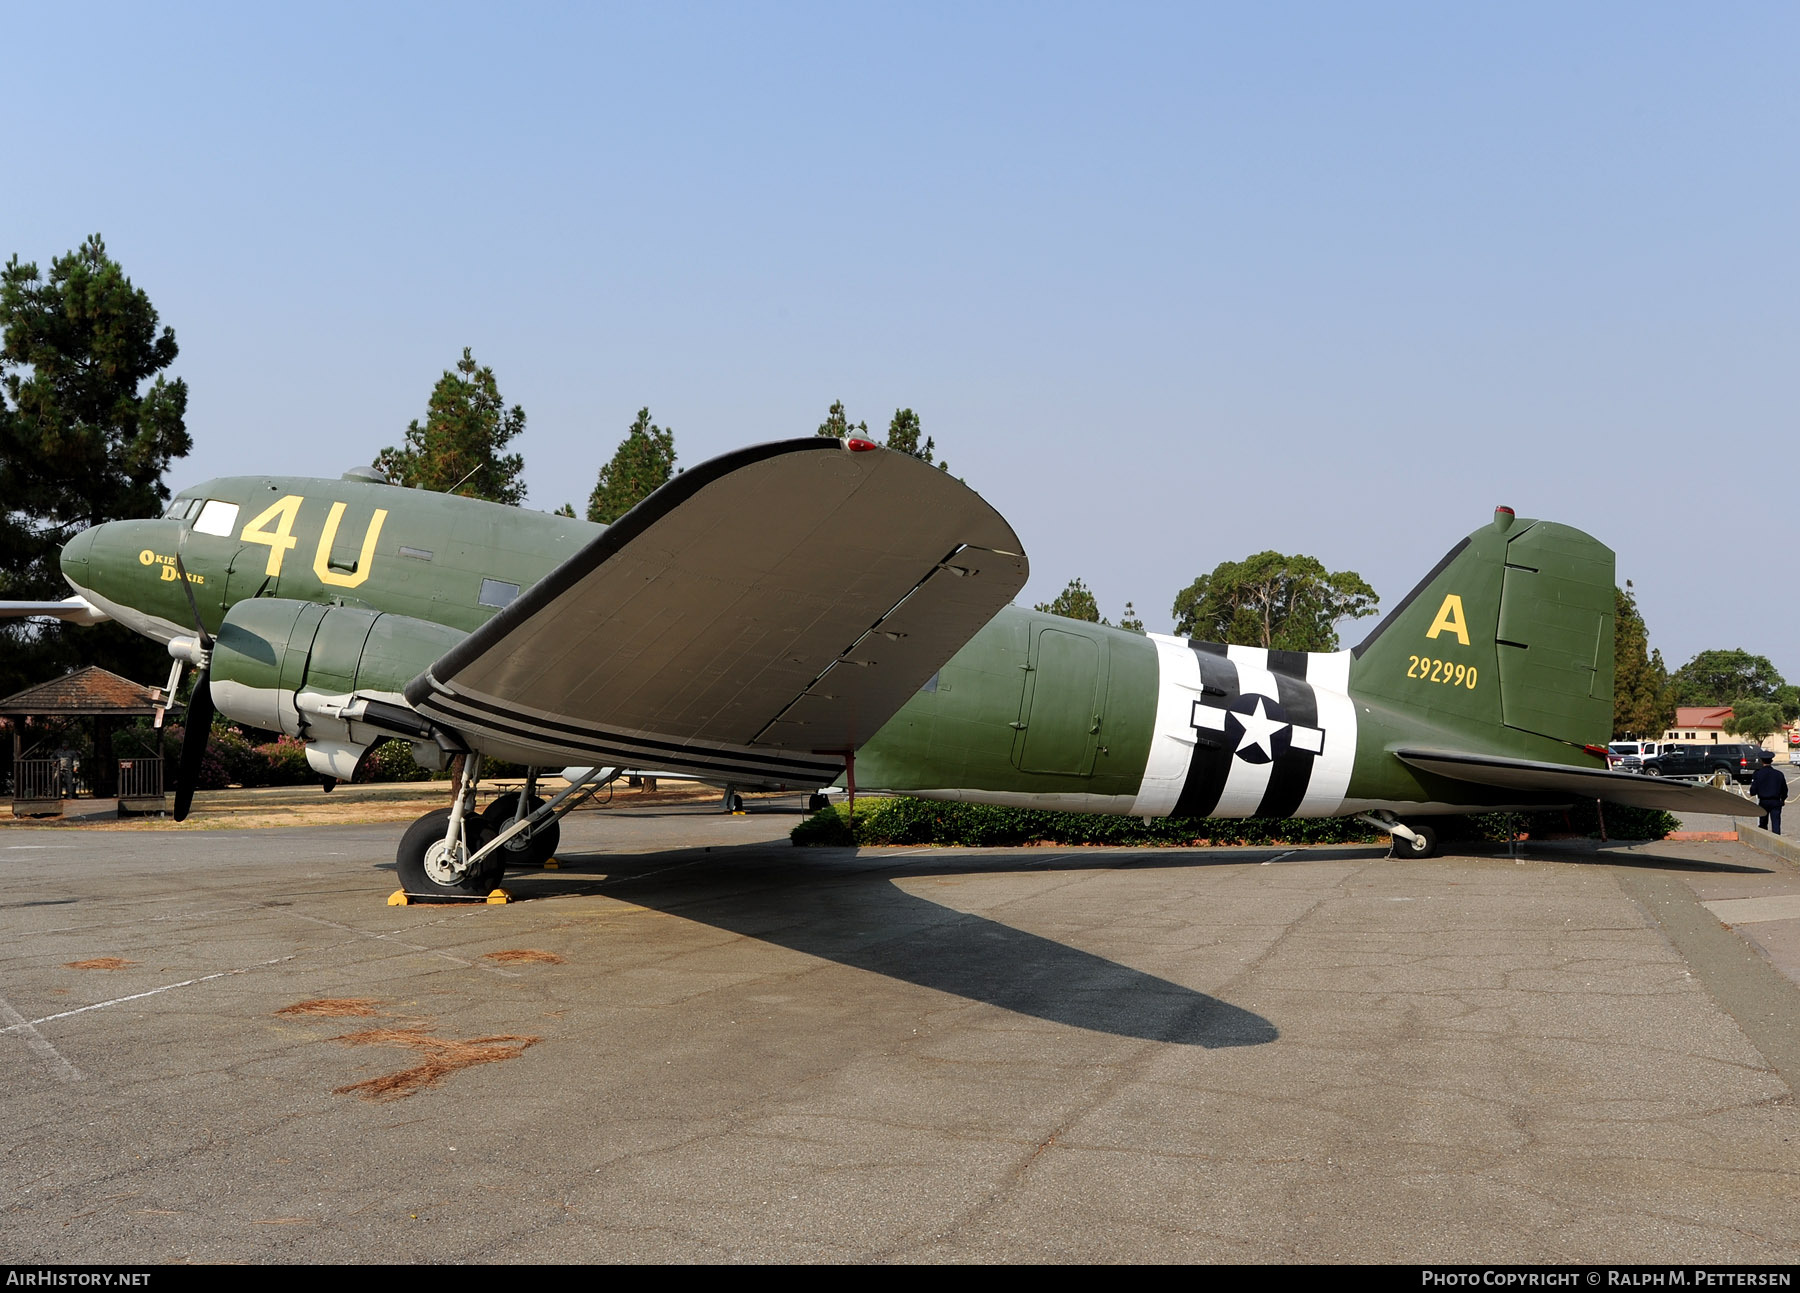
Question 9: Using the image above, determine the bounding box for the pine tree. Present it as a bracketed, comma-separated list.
[376, 348, 526, 504]
[0, 234, 191, 695]
[883, 407, 946, 470]
[814, 399, 867, 440]
[1036, 578, 1104, 623]
[588, 408, 677, 524]
[1613, 583, 1675, 738]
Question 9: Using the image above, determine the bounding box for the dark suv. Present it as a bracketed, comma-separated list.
[1641, 743, 1764, 783]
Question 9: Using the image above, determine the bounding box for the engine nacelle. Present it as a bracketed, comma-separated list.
[209, 599, 466, 779]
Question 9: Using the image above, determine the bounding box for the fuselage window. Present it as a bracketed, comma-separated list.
[478, 578, 520, 609]
[193, 499, 240, 537]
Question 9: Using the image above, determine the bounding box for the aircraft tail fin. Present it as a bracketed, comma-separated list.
[1350, 508, 1615, 752]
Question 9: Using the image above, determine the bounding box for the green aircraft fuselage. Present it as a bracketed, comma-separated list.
[59, 469, 1621, 822]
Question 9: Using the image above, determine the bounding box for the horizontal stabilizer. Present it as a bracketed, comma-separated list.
[1396, 748, 1762, 817]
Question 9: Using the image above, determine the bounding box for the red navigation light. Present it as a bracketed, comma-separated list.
[1583, 744, 1609, 761]
[1496, 505, 1514, 516]
[846, 438, 879, 452]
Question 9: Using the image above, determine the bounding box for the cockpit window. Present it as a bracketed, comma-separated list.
[193, 499, 240, 537]
[163, 497, 199, 520]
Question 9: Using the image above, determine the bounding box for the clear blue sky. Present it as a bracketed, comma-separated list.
[6, 2, 1795, 680]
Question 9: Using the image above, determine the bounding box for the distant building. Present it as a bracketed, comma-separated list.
[1662, 705, 1792, 763]
[1664, 706, 1733, 742]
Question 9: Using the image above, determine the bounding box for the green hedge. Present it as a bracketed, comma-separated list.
[790, 796, 1679, 849]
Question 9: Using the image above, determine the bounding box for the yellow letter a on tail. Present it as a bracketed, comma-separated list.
[1425, 594, 1470, 646]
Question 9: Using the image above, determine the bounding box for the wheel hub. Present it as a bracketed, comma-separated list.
[422, 837, 469, 884]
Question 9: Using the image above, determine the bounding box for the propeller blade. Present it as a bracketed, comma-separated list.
[173, 553, 213, 649]
[173, 664, 215, 822]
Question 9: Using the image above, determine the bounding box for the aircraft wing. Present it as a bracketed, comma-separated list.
[0, 596, 109, 625]
[1395, 748, 1762, 816]
[405, 438, 1028, 786]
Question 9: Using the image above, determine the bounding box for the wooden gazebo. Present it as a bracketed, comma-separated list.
[0, 666, 168, 817]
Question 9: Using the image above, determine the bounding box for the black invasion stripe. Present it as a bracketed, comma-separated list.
[419, 702, 836, 780]
[1171, 642, 1239, 819]
[420, 704, 837, 784]
[1255, 654, 1318, 819]
[421, 687, 842, 781]
[418, 691, 839, 779]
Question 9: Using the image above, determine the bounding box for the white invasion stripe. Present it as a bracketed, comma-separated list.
[1298, 650, 1357, 816]
[1214, 645, 1278, 817]
[0, 991, 82, 1082]
[1130, 635, 1204, 817]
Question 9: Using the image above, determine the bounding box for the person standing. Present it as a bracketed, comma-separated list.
[1750, 751, 1787, 835]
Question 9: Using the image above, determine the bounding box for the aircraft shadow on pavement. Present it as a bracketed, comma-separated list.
[1515, 841, 1777, 875]
[525, 844, 1280, 1049]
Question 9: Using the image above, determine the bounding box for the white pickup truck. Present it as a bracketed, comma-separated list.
[1606, 740, 1663, 772]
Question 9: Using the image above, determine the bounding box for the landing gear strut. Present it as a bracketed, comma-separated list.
[395, 762, 619, 900]
[397, 754, 501, 900]
[1357, 812, 1440, 860]
[480, 767, 560, 868]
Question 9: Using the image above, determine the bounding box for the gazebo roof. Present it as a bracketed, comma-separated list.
[0, 665, 165, 717]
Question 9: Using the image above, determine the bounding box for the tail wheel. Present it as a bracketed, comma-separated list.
[807, 793, 830, 813]
[398, 809, 502, 900]
[479, 793, 560, 868]
[1388, 822, 1438, 860]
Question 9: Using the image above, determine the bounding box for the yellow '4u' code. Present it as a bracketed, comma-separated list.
[1407, 655, 1478, 689]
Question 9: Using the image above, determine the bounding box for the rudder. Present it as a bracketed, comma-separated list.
[1350, 508, 1614, 751]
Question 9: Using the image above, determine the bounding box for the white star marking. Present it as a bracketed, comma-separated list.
[1231, 696, 1286, 759]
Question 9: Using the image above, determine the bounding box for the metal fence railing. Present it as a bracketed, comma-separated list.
[117, 757, 165, 810]
[11, 758, 67, 815]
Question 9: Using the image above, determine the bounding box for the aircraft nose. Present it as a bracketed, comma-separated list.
[60, 525, 98, 586]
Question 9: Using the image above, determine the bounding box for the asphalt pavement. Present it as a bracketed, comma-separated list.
[3, 800, 1799, 1263]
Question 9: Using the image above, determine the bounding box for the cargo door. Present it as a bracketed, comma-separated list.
[1013, 627, 1107, 775]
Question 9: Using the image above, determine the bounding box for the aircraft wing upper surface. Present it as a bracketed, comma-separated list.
[1395, 748, 1763, 816]
[405, 438, 1028, 786]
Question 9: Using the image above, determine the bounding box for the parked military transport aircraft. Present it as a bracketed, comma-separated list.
[5, 436, 1757, 897]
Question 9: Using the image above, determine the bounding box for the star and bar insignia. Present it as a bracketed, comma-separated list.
[1191, 694, 1325, 765]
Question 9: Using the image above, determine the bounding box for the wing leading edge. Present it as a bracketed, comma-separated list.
[405, 438, 1028, 785]
[1396, 748, 1762, 817]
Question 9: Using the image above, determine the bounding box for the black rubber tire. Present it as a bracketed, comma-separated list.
[479, 793, 560, 868]
[397, 808, 502, 900]
[727, 793, 744, 813]
[807, 793, 830, 813]
[1388, 822, 1438, 859]
[1644, 765, 1661, 777]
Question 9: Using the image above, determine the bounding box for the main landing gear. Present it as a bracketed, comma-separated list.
[395, 760, 618, 901]
[1356, 812, 1440, 860]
